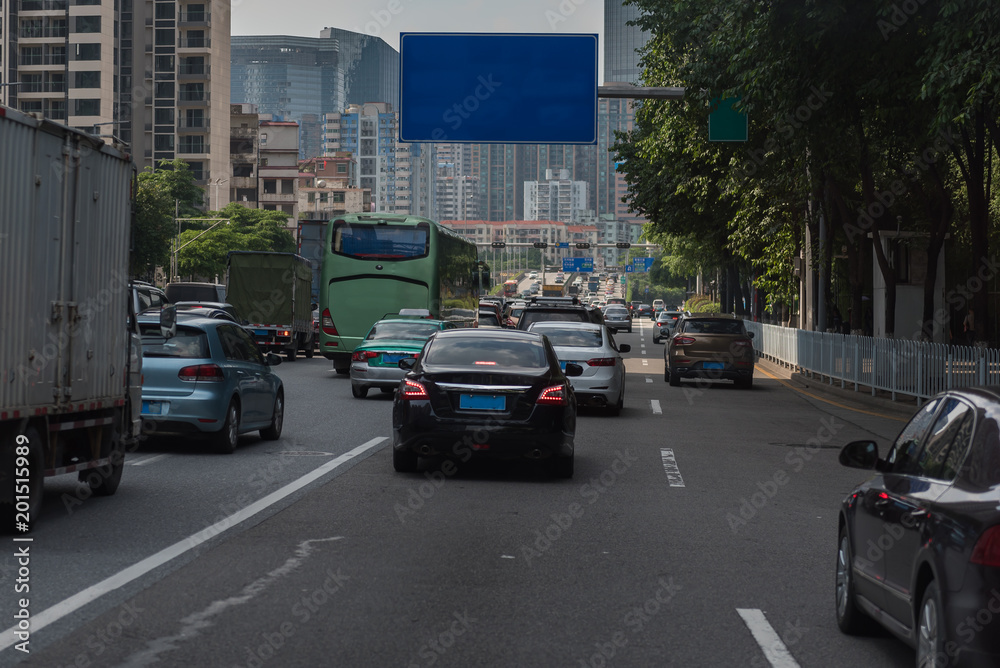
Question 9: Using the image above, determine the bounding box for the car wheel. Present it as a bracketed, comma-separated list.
[351, 384, 368, 399]
[608, 390, 623, 417]
[916, 582, 945, 668]
[286, 344, 297, 362]
[627, 327, 632, 333]
[669, 369, 681, 386]
[836, 525, 874, 634]
[737, 375, 754, 389]
[214, 399, 240, 454]
[549, 454, 574, 479]
[260, 391, 284, 440]
[80, 407, 125, 496]
[393, 448, 418, 473]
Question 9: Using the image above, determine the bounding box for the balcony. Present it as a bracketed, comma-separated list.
[177, 65, 209, 80]
[178, 37, 210, 49]
[178, 12, 209, 26]
[19, 0, 66, 10]
[177, 118, 208, 133]
[260, 193, 297, 203]
[177, 92, 209, 107]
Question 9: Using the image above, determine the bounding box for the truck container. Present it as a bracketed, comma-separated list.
[226, 251, 314, 360]
[296, 218, 327, 306]
[542, 284, 565, 297]
[0, 106, 141, 527]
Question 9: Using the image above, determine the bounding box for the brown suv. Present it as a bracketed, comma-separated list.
[663, 314, 755, 388]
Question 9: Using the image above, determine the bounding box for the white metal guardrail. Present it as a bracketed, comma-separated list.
[743, 322, 1000, 404]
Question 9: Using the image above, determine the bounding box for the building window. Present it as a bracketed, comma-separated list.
[187, 161, 205, 181]
[73, 71, 101, 88]
[236, 188, 256, 203]
[263, 180, 277, 194]
[49, 100, 66, 120]
[154, 108, 174, 124]
[183, 30, 205, 48]
[333, 192, 345, 203]
[75, 43, 101, 60]
[155, 28, 174, 46]
[155, 82, 174, 98]
[19, 100, 43, 115]
[281, 180, 294, 195]
[337, 162, 347, 173]
[232, 164, 253, 178]
[178, 83, 204, 102]
[74, 15, 101, 33]
[260, 133, 267, 146]
[179, 56, 204, 75]
[155, 3, 175, 19]
[178, 136, 205, 154]
[154, 135, 175, 151]
[155, 55, 174, 71]
[73, 99, 101, 116]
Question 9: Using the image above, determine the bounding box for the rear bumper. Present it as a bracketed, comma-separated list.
[139, 390, 229, 435]
[669, 363, 753, 382]
[351, 363, 406, 389]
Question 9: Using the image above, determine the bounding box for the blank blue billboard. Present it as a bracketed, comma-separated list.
[398, 33, 598, 144]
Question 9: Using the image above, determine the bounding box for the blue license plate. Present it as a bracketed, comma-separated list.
[703, 362, 725, 370]
[254, 329, 269, 337]
[381, 353, 403, 364]
[559, 361, 567, 370]
[459, 394, 505, 410]
[141, 400, 163, 415]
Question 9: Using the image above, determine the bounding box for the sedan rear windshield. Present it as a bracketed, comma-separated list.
[140, 326, 210, 358]
[367, 321, 440, 341]
[605, 307, 629, 316]
[423, 338, 547, 368]
[535, 328, 603, 348]
[683, 319, 745, 335]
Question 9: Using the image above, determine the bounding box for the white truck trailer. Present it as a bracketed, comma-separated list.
[0, 106, 141, 529]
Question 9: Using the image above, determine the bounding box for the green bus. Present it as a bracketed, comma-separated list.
[318, 214, 484, 373]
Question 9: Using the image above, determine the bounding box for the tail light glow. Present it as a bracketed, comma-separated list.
[673, 336, 696, 345]
[321, 309, 338, 336]
[537, 384, 569, 405]
[733, 339, 754, 349]
[586, 358, 616, 367]
[351, 350, 378, 362]
[401, 379, 429, 400]
[971, 526, 1000, 566]
[178, 364, 224, 382]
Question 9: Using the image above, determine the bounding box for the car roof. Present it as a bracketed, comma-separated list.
[528, 321, 602, 330]
[137, 312, 224, 328]
[433, 328, 542, 341]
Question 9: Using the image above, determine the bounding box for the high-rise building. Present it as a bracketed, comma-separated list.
[230, 29, 398, 159]
[604, 0, 650, 85]
[1, 0, 232, 209]
[524, 169, 588, 223]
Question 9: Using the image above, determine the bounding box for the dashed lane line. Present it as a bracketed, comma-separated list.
[651, 399, 662, 414]
[659, 448, 685, 487]
[737, 608, 801, 667]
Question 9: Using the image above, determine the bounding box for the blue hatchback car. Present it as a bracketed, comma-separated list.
[138, 313, 284, 452]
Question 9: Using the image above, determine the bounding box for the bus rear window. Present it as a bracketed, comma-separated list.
[332, 222, 429, 260]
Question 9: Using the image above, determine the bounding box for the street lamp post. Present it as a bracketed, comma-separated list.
[172, 218, 230, 282]
[208, 178, 229, 211]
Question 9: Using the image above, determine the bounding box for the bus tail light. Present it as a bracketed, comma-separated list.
[321, 309, 338, 336]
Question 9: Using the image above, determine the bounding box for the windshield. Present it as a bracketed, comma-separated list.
[332, 221, 429, 260]
[683, 319, 745, 335]
[366, 321, 441, 341]
[140, 325, 210, 358]
[423, 337, 547, 367]
[534, 327, 603, 348]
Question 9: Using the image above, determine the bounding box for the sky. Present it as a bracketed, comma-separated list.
[229, 0, 607, 80]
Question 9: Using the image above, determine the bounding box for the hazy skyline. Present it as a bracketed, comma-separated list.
[230, 0, 608, 80]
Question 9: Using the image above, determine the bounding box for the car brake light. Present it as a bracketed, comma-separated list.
[321, 308, 338, 336]
[586, 358, 616, 367]
[401, 379, 428, 400]
[537, 384, 569, 405]
[733, 339, 753, 349]
[971, 526, 1000, 566]
[178, 364, 224, 382]
[351, 350, 378, 362]
[474, 361, 497, 365]
[673, 336, 696, 345]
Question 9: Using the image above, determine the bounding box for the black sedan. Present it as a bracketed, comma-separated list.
[391, 329, 582, 478]
[836, 387, 1000, 667]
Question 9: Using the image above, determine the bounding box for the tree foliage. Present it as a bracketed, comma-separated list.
[131, 159, 204, 279]
[176, 204, 296, 280]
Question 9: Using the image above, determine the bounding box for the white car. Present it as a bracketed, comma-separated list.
[528, 272, 538, 279]
[527, 321, 629, 416]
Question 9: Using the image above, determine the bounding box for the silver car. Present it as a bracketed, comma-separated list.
[527, 321, 629, 416]
[602, 305, 632, 333]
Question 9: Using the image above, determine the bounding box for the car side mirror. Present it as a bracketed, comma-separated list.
[839, 440, 879, 470]
[398, 357, 416, 370]
[619, 344, 631, 353]
[564, 362, 584, 377]
[747, 331, 755, 339]
[266, 353, 283, 366]
[160, 304, 177, 339]
[311, 302, 318, 311]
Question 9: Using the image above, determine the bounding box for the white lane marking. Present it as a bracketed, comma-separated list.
[660, 448, 685, 487]
[128, 454, 170, 467]
[642, 359, 648, 366]
[736, 608, 801, 668]
[0, 437, 388, 652]
[119, 537, 343, 665]
[645, 377, 652, 383]
[650, 399, 662, 414]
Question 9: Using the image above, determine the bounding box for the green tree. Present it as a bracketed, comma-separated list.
[176, 204, 295, 279]
[131, 159, 205, 279]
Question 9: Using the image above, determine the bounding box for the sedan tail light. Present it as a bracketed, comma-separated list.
[537, 384, 569, 405]
[351, 350, 378, 362]
[586, 358, 616, 367]
[971, 525, 1000, 566]
[321, 309, 338, 336]
[732, 339, 754, 349]
[400, 379, 428, 400]
[178, 364, 224, 382]
[673, 336, 696, 345]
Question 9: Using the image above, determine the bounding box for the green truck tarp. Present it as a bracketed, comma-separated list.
[226, 251, 313, 329]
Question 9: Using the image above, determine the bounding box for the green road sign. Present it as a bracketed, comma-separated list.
[709, 97, 747, 142]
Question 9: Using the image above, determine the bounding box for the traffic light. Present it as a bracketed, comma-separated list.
[490, 241, 506, 248]
[616, 242, 631, 249]
[533, 242, 548, 249]
[575, 242, 591, 249]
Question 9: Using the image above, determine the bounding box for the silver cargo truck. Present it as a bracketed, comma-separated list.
[0, 106, 141, 528]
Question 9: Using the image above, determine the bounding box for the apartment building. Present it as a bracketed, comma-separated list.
[524, 169, 589, 223]
[258, 118, 299, 226]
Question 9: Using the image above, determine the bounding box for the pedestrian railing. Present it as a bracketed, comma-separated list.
[743, 322, 1000, 404]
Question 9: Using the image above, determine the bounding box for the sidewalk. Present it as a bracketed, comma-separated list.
[754, 357, 916, 421]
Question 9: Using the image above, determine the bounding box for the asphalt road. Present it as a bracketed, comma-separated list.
[0, 319, 919, 667]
